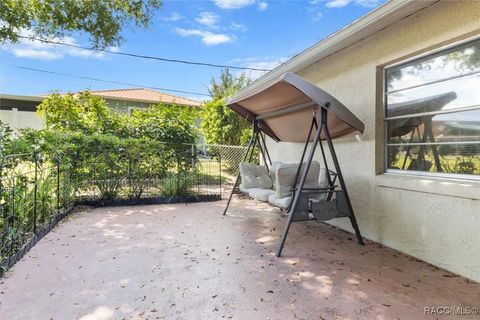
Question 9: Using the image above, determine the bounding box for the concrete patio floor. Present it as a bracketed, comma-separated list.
[0, 199, 479, 320]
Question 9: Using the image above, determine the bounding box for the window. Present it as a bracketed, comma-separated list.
[384, 38, 480, 178]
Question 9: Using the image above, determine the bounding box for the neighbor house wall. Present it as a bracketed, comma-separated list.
[0, 110, 44, 132]
[103, 99, 151, 114]
[266, 1, 480, 281]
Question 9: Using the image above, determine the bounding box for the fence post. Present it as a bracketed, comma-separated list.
[191, 144, 195, 167]
[0, 157, 3, 227]
[10, 185, 15, 256]
[128, 157, 132, 198]
[56, 157, 60, 211]
[33, 153, 38, 234]
[176, 156, 180, 196]
[219, 153, 222, 198]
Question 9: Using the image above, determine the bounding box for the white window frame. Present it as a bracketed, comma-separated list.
[383, 36, 480, 181]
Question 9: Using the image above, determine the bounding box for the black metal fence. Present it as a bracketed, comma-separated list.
[70, 144, 223, 202]
[0, 144, 230, 274]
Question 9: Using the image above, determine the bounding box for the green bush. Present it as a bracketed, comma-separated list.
[160, 172, 197, 197]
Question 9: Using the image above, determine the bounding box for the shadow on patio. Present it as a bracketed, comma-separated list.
[0, 199, 479, 320]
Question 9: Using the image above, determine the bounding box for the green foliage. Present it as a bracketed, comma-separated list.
[0, 120, 13, 159]
[201, 99, 250, 146]
[0, 157, 59, 247]
[0, 0, 163, 48]
[37, 92, 121, 134]
[441, 156, 479, 175]
[160, 172, 197, 197]
[208, 68, 251, 100]
[201, 69, 251, 146]
[2, 89, 200, 201]
[124, 104, 198, 144]
[36, 91, 198, 145]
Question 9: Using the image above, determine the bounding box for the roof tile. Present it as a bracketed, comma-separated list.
[90, 88, 201, 107]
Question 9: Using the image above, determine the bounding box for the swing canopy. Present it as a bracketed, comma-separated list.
[228, 72, 365, 143]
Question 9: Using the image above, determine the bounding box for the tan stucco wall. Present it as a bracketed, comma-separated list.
[104, 99, 151, 114]
[266, 1, 480, 281]
[0, 110, 44, 132]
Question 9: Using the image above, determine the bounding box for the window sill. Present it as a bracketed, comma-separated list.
[375, 173, 480, 200]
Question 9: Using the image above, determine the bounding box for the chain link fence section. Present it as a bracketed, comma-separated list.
[194, 144, 247, 198]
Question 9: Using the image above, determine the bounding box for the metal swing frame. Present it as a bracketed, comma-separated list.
[223, 105, 364, 257]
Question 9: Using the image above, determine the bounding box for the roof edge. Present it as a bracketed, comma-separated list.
[92, 94, 201, 107]
[0, 93, 44, 102]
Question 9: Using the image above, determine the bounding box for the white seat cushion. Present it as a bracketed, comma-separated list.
[239, 162, 273, 189]
[239, 184, 251, 193]
[268, 194, 292, 208]
[248, 188, 276, 202]
[269, 161, 282, 190]
[275, 161, 321, 198]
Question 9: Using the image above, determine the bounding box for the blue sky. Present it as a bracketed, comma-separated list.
[0, 0, 385, 101]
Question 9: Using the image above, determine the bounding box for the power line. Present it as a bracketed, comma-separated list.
[6, 64, 211, 97]
[17, 35, 272, 72]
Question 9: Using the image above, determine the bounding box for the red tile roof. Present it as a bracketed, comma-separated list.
[90, 88, 201, 107]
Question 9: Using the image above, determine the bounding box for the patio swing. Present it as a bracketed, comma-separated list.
[386, 92, 457, 172]
[223, 72, 365, 256]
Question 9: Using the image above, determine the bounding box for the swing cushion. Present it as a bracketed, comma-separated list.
[274, 161, 321, 198]
[269, 161, 283, 190]
[267, 194, 292, 209]
[248, 188, 276, 202]
[267, 162, 330, 209]
[239, 184, 251, 194]
[239, 162, 273, 189]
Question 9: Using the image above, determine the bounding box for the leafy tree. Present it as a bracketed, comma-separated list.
[201, 69, 251, 145]
[208, 68, 250, 100]
[37, 91, 198, 145]
[123, 104, 198, 144]
[37, 90, 198, 145]
[37, 91, 120, 134]
[201, 99, 250, 146]
[0, 0, 162, 48]
[0, 120, 14, 159]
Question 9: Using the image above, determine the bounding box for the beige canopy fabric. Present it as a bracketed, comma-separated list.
[228, 72, 365, 143]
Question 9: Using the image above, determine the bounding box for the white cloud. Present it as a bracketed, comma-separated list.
[230, 22, 248, 32]
[4, 30, 112, 60]
[108, 46, 121, 53]
[355, 0, 382, 7]
[325, 0, 351, 8]
[325, 0, 381, 8]
[213, 0, 255, 9]
[257, 2, 268, 11]
[196, 12, 220, 27]
[162, 12, 182, 21]
[175, 28, 233, 46]
[231, 56, 288, 80]
[11, 48, 62, 60]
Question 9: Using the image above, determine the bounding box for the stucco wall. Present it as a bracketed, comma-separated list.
[104, 99, 151, 114]
[266, 1, 480, 281]
[0, 110, 44, 132]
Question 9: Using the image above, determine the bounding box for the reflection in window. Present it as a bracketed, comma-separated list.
[384, 38, 480, 177]
[386, 40, 480, 92]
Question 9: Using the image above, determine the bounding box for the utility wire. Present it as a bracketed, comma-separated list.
[6, 64, 211, 97]
[17, 35, 273, 72]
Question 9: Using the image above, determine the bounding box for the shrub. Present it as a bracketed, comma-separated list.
[160, 172, 197, 197]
